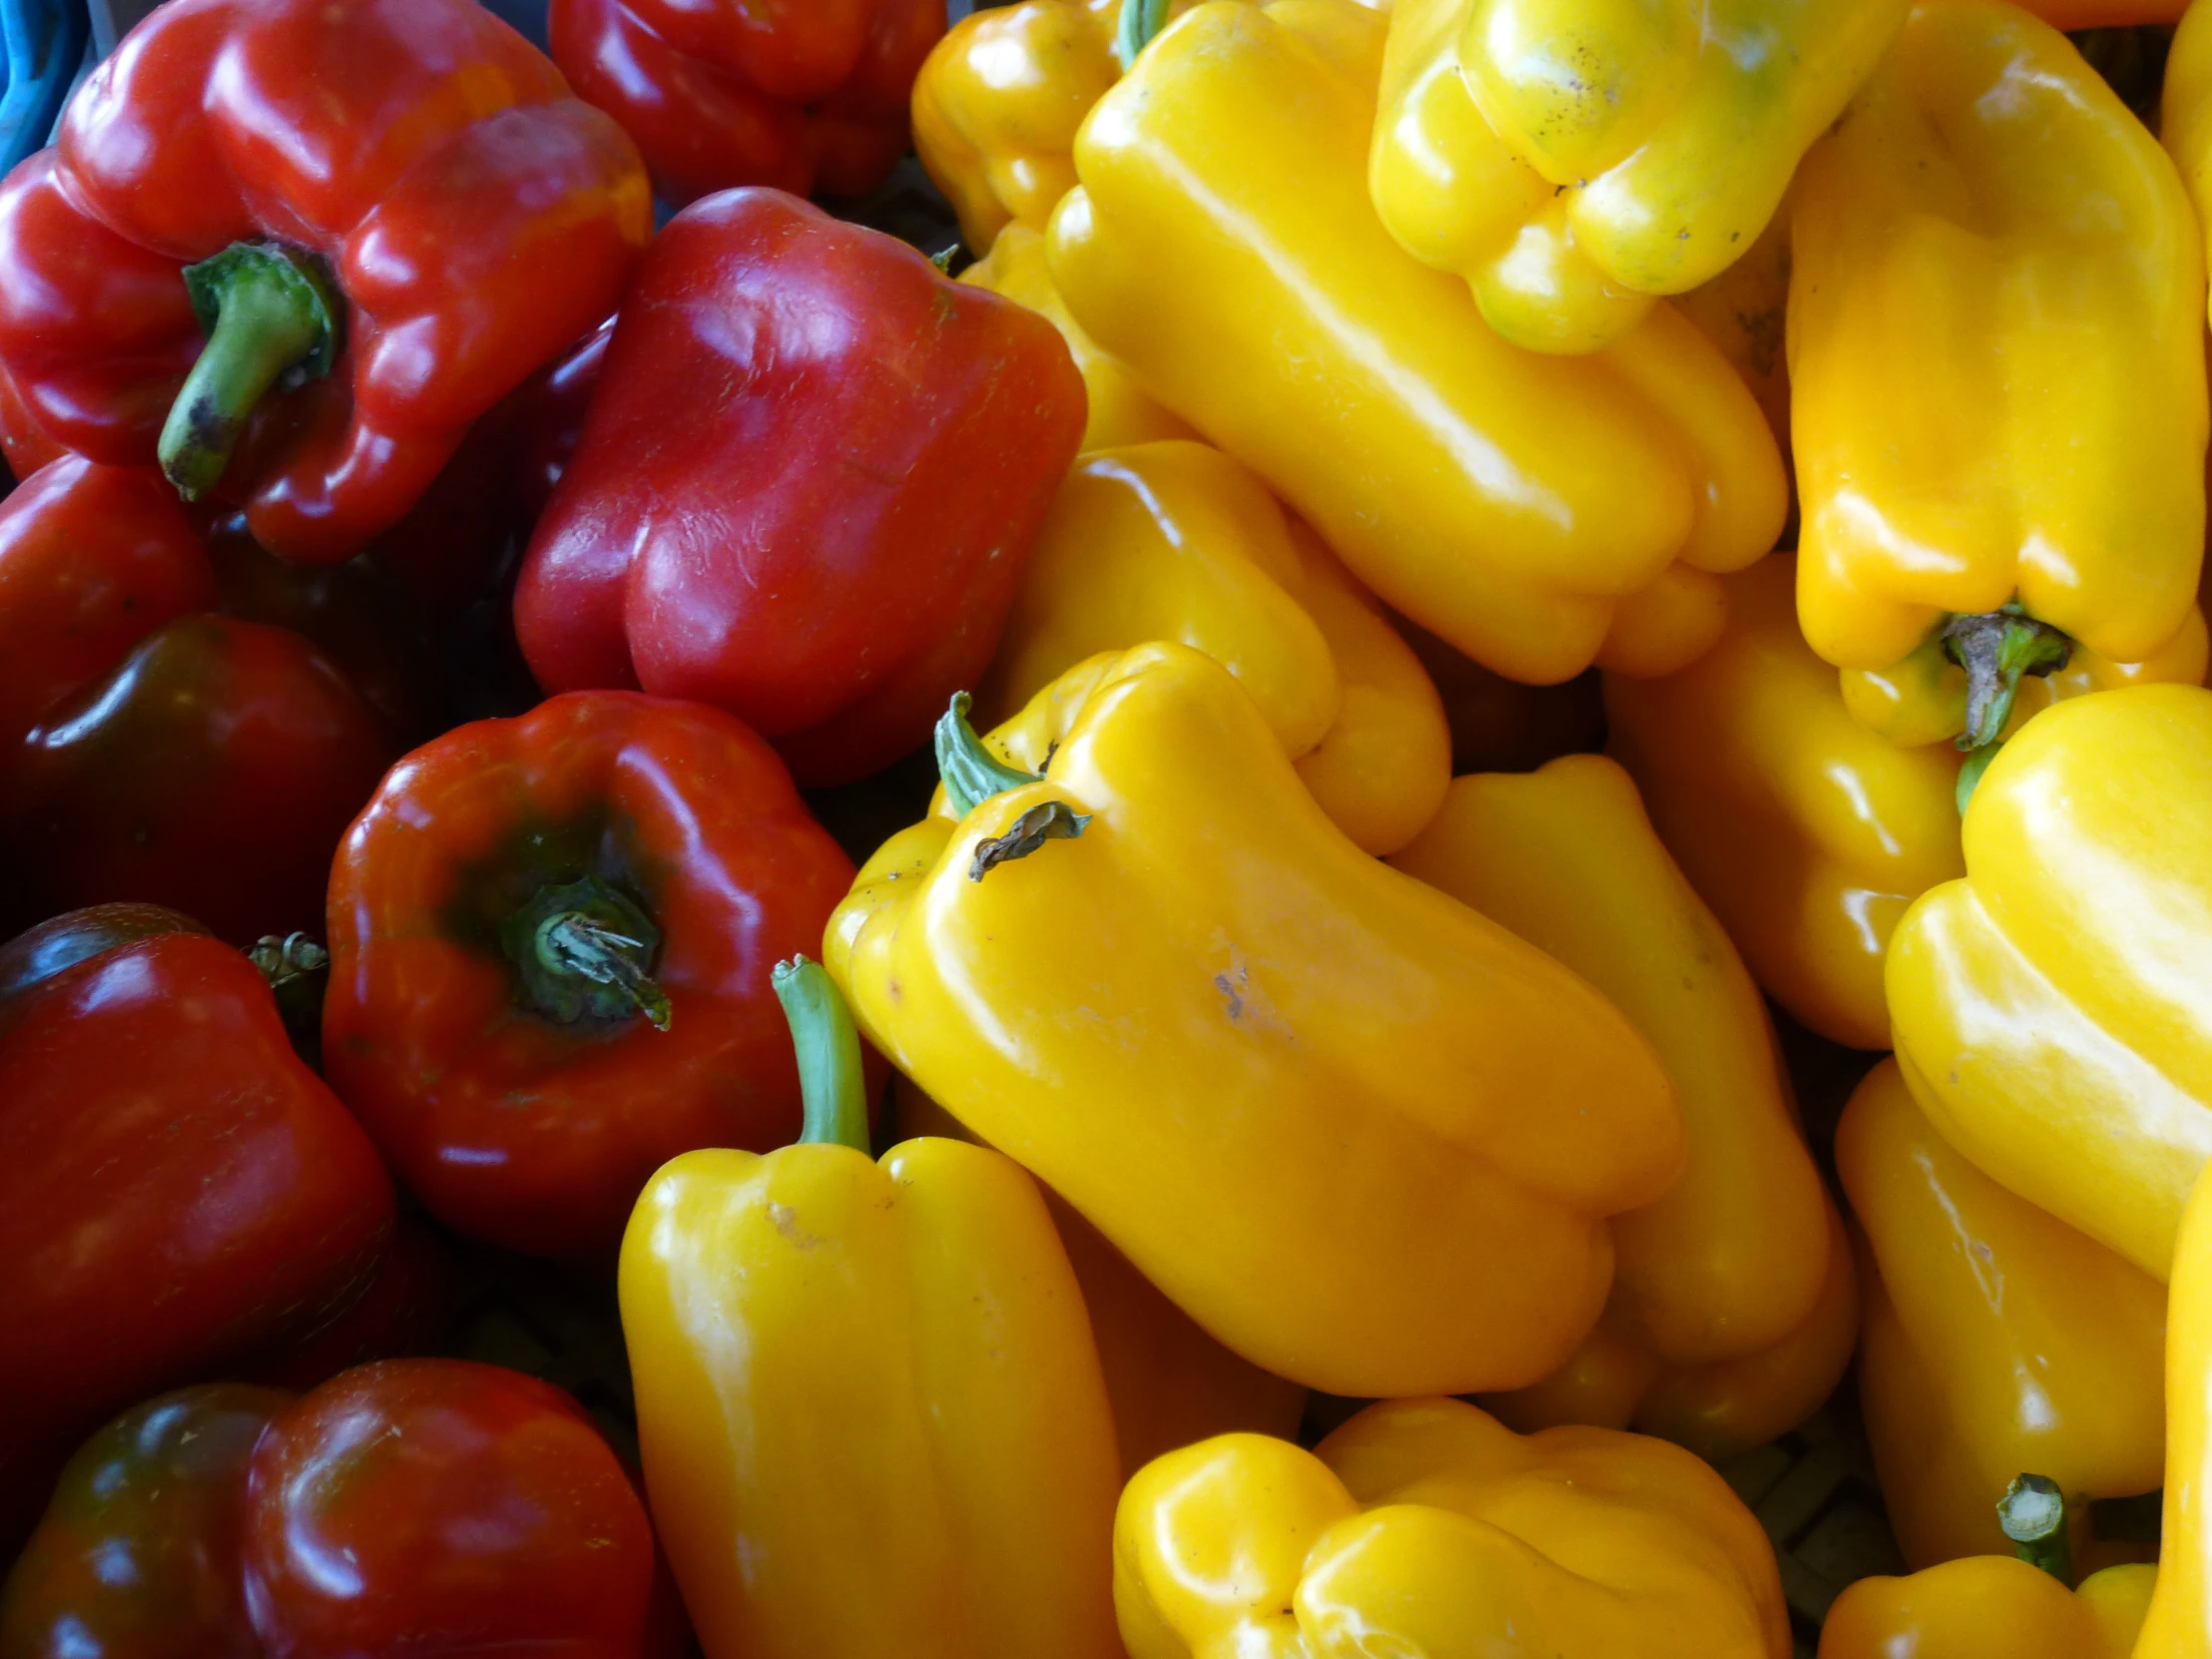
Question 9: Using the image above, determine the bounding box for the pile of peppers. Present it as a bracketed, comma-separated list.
[13, 0, 2212, 1650]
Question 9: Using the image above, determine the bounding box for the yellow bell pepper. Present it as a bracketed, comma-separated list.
[1395, 614, 1610, 773]
[978, 439, 1449, 854]
[1368, 0, 1906, 354]
[1841, 1059, 2165, 1572]
[1887, 682, 2212, 1280]
[1477, 1196, 1858, 1464]
[1820, 1558, 2156, 1659]
[2136, 1159, 2212, 1657]
[1046, 0, 1787, 687]
[1390, 757, 1833, 1367]
[1605, 556, 1963, 1050]
[619, 961, 1124, 1659]
[1673, 205, 1795, 454]
[893, 1075, 1309, 1475]
[959, 226, 1196, 452]
[827, 642, 1683, 1397]
[1113, 1397, 1792, 1658]
[1792, 0, 2209, 751]
[2168, 0, 2212, 327]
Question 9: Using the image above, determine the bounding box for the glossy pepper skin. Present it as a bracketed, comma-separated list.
[517, 190, 1086, 788]
[325, 692, 858, 1260]
[0, 457, 395, 943]
[0, 0, 651, 563]
[1792, 0, 2208, 745]
[0, 907, 394, 1551]
[1842, 1060, 2165, 1570]
[1393, 757, 1833, 1369]
[551, 0, 940, 208]
[1115, 1398, 1790, 1658]
[2139, 1161, 2212, 1655]
[1479, 1199, 1858, 1464]
[977, 440, 1450, 855]
[0, 1384, 288, 1659]
[1369, 0, 1907, 354]
[2168, 0, 2212, 308]
[1821, 1557, 2156, 1659]
[621, 961, 1124, 1659]
[245, 1361, 667, 1659]
[958, 226, 1195, 453]
[1888, 683, 2212, 1280]
[1606, 557, 1964, 1049]
[1047, 0, 1787, 687]
[829, 642, 1683, 1396]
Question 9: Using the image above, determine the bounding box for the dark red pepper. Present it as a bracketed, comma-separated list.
[0, 0, 651, 563]
[0, 906, 394, 1550]
[549, 0, 941, 208]
[0, 458, 397, 943]
[516, 190, 1086, 787]
[323, 691, 866, 1258]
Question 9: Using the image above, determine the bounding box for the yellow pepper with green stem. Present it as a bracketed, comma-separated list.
[1605, 557, 1964, 1050]
[1046, 0, 1787, 686]
[1368, 0, 1907, 353]
[977, 439, 1449, 854]
[1113, 1397, 1791, 1658]
[827, 643, 1683, 1397]
[1887, 683, 2212, 1280]
[1840, 1059, 2164, 1572]
[618, 961, 1124, 1659]
[1791, 0, 2208, 752]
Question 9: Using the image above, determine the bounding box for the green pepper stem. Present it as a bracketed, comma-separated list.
[1954, 741, 2000, 817]
[159, 243, 342, 500]
[1999, 1473, 2073, 1584]
[773, 956, 870, 1152]
[1942, 609, 2072, 752]
[934, 692, 1039, 816]
[1115, 0, 1170, 67]
[500, 876, 672, 1031]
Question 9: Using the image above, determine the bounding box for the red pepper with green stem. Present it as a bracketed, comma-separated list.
[0, 0, 651, 563]
[323, 690, 871, 1260]
[515, 190, 1086, 787]
[551, 0, 942, 208]
[0, 904, 395, 1553]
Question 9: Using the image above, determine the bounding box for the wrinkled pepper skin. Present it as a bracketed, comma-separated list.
[2139, 1160, 2212, 1656]
[1888, 683, 2212, 1279]
[1792, 0, 2208, 723]
[1821, 1558, 2156, 1659]
[1842, 1060, 2165, 1570]
[0, 458, 395, 943]
[976, 440, 1449, 854]
[0, 1385, 288, 1659]
[1479, 1199, 1858, 1464]
[621, 1139, 1124, 1659]
[1606, 557, 1963, 1049]
[959, 226, 1195, 453]
[1370, 0, 1906, 354]
[1393, 756, 1832, 1369]
[245, 1361, 666, 1659]
[830, 642, 1683, 1397]
[0, 0, 651, 563]
[893, 1075, 1308, 1477]
[1046, 0, 1787, 687]
[0, 910, 394, 1551]
[517, 190, 1086, 787]
[324, 692, 859, 1259]
[1114, 1398, 1790, 1658]
[552, 0, 940, 208]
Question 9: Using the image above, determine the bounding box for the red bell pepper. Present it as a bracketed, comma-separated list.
[0, 904, 395, 1551]
[0, 458, 397, 943]
[323, 690, 864, 1258]
[0, 356, 63, 482]
[1, 1362, 674, 1659]
[516, 190, 1086, 786]
[507, 316, 614, 525]
[549, 0, 942, 208]
[0, 0, 651, 564]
